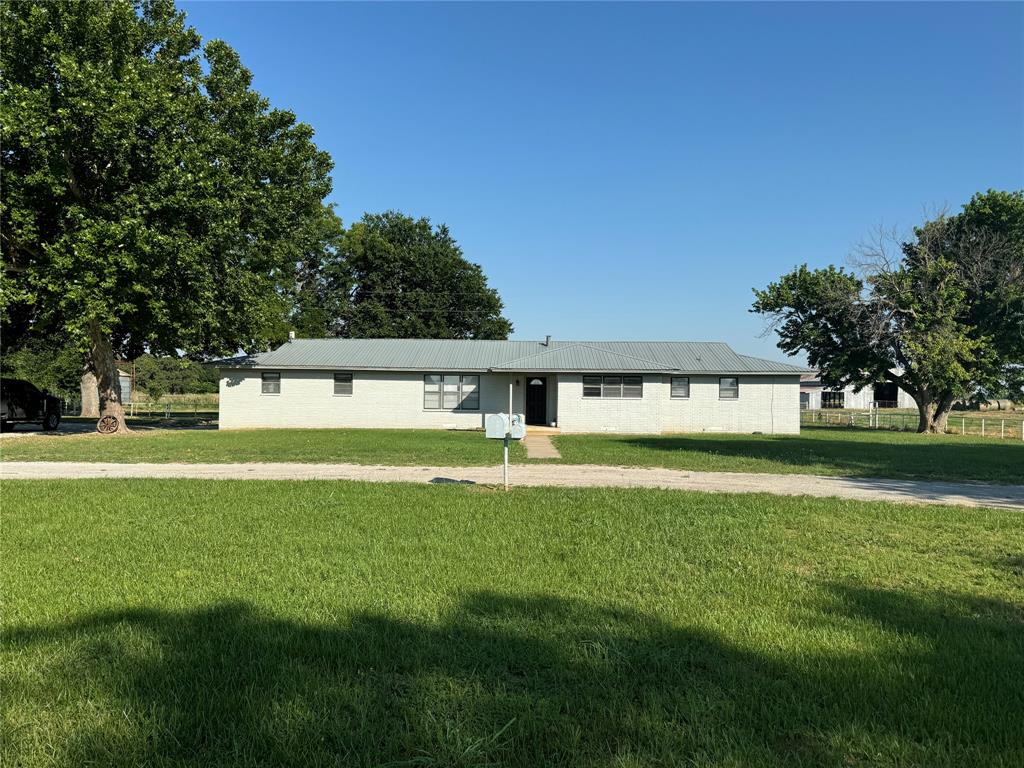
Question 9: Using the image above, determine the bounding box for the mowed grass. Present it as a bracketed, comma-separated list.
[3, 425, 1023, 485]
[3, 480, 1022, 767]
[0, 427, 525, 466]
[552, 426, 1024, 484]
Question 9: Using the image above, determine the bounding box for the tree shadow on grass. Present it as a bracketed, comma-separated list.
[617, 430, 1023, 483]
[3, 586, 1021, 766]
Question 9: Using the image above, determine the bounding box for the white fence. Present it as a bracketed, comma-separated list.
[802, 409, 1024, 440]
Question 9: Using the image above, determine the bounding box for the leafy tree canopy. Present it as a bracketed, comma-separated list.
[752, 190, 1024, 433]
[0, 338, 82, 399]
[294, 211, 513, 340]
[1, 0, 336, 429]
[130, 354, 220, 398]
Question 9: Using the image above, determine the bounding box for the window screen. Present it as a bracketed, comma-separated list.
[461, 375, 480, 410]
[261, 372, 280, 394]
[719, 377, 739, 399]
[602, 375, 622, 398]
[442, 374, 462, 409]
[671, 376, 690, 398]
[333, 372, 353, 396]
[423, 374, 441, 409]
[424, 374, 479, 410]
[583, 375, 643, 399]
[622, 375, 643, 398]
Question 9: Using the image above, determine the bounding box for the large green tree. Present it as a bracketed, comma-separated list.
[752, 190, 1024, 433]
[0, 337, 82, 400]
[294, 211, 513, 340]
[1, 0, 335, 431]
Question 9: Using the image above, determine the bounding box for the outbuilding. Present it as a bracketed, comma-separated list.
[218, 338, 808, 434]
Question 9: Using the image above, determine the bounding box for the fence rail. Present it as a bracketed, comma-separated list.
[60, 400, 217, 419]
[802, 409, 1024, 440]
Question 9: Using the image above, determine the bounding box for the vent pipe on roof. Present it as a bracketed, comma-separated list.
[288, 331, 296, 341]
[544, 335, 551, 347]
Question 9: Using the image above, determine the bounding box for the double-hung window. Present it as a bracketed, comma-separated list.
[719, 377, 739, 399]
[333, 372, 353, 396]
[671, 376, 690, 398]
[261, 372, 280, 394]
[583, 374, 643, 399]
[583, 376, 602, 397]
[424, 374, 480, 411]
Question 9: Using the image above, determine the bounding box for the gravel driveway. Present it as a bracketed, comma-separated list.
[3, 461, 1022, 509]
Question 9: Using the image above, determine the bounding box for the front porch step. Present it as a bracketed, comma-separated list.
[525, 425, 561, 436]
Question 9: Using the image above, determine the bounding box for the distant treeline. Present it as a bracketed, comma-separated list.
[1, 339, 218, 400]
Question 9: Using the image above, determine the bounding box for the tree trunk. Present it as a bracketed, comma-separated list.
[87, 319, 129, 434]
[80, 368, 99, 418]
[914, 391, 954, 434]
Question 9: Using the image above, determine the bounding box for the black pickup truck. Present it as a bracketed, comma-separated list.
[0, 378, 62, 432]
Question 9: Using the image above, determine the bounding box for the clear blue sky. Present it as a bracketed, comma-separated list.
[181, 1, 1022, 361]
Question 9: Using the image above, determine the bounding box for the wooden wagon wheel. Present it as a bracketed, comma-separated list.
[96, 415, 120, 434]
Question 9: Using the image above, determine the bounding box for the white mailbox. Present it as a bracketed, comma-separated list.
[485, 413, 509, 439]
[510, 413, 526, 439]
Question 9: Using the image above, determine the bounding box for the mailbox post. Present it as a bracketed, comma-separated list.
[485, 412, 525, 490]
[503, 431, 509, 490]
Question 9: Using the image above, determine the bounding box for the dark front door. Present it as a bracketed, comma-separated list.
[525, 377, 547, 425]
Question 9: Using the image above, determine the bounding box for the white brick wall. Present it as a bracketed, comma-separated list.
[219, 370, 523, 430]
[555, 374, 800, 434]
[219, 369, 800, 434]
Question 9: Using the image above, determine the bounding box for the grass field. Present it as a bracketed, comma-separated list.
[3, 426, 1023, 485]
[2, 480, 1021, 766]
[551, 427, 1024, 484]
[0, 427, 526, 466]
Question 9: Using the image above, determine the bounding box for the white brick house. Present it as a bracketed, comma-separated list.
[218, 338, 808, 434]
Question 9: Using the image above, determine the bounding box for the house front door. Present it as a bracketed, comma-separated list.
[525, 377, 547, 425]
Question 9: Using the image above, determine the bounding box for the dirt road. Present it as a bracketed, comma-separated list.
[3, 461, 1022, 508]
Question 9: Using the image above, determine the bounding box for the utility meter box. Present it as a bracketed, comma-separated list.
[510, 413, 526, 439]
[485, 413, 509, 439]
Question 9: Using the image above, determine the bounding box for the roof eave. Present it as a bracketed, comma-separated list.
[222, 363, 808, 375]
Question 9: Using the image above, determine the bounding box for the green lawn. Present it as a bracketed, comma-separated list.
[0, 427, 525, 466]
[3, 425, 1022, 484]
[2, 480, 1021, 766]
[551, 426, 1024, 484]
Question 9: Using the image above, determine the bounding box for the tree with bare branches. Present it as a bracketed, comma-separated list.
[752, 190, 1023, 433]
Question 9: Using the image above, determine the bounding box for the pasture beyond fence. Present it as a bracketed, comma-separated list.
[802, 409, 1024, 440]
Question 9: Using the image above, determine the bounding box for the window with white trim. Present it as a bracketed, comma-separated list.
[261, 371, 280, 394]
[671, 376, 690, 398]
[719, 377, 739, 399]
[333, 372, 353, 396]
[424, 374, 480, 410]
[582, 374, 643, 398]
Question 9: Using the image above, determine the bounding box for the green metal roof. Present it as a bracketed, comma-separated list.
[222, 339, 809, 375]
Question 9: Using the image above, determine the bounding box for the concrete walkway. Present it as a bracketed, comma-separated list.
[3, 461, 1022, 509]
[522, 434, 561, 459]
